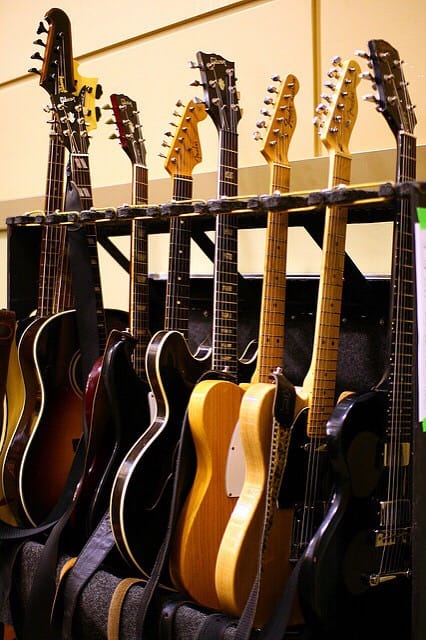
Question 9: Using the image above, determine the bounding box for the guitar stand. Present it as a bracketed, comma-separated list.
[3, 182, 425, 640]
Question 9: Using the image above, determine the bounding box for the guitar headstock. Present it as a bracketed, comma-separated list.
[193, 51, 241, 134]
[31, 8, 102, 132]
[109, 94, 147, 167]
[314, 57, 361, 154]
[254, 73, 299, 165]
[35, 8, 74, 96]
[162, 99, 207, 178]
[51, 92, 90, 155]
[358, 39, 416, 137]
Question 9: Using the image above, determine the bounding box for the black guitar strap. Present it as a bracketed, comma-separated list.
[130, 403, 199, 638]
[66, 224, 102, 397]
[55, 510, 116, 640]
[194, 613, 238, 640]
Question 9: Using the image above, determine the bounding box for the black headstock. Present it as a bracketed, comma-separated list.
[359, 39, 416, 137]
[194, 52, 241, 134]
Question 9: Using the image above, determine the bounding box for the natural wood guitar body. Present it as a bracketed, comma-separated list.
[216, 382, 305, 626]
[170, 378, 245, 609]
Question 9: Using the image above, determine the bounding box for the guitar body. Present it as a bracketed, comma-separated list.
[169, 378, 245, 609]
[215, 382, 303, 627]
[298, 390, 411, 638]
[110, 329, 210, 580]
[4, 309, 127, 526]
[0, 312, 17, 452]
[72, 328, 152, 540]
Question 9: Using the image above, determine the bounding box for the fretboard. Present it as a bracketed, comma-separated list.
[304, 151, 351, 438]
[254, 162, 291, 383]
[133, 165, 148, 207]
[130, 218, 150, 378]
[38, 130, 69, 317]
[386, 132, 416, 440]
[165, 174, 193, 335]
[212, 129, 239, 378]
[69, 152, 93, 212]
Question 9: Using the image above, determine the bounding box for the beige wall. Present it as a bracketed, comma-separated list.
[0, 0, 425, 310]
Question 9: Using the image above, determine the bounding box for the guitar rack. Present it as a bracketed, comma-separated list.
[4, 180, 426, 640]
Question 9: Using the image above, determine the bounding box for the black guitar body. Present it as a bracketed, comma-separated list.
[74, 328, 152, 542]
[278, 406, 333, 561]
[110, 329, 211, 581]
[298, 390, 411, 640]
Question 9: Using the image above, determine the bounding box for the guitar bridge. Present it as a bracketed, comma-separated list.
[368, 568, 411, 587]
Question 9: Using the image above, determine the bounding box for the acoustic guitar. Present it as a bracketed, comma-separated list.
[169, 52, 246, 608]
[110, 98, 209, 577]
[297, 40, 415, 637]
[215, 73, 300, 626]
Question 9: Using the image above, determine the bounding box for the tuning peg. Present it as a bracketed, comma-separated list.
[315, 103, 329, 114]
[267, 85, 279, 94]
[190, 79, 201, 87]
[312, 116, 323, 128]
[320, 93, 332, 103]
[168, 121, 178, 128]
[164, 130, 173, 137]
[355, 49, 370, 60]
[109, 133, 119, 140]
[31, 51, 44, 61]
[270, 73, 281, 82]
[36, 21, 48, 35]
[330, 55, 342, 66]
[327, 67, 340, 78]
[363, 93, 380, 104]
[95, 107, 102, 122]
[33, 38, 45, 47]
[28, 67, 41, 75]
[96, 84, 103, 99]
[253, 131, 263, 141]
[359, 70, 375, 81]
[172, 110, 181, 118]
[158, 152, 167, 159]
[161, 140, 171, 148]
[188, 61, 200, 69]
[256, 119, 267, 129]
[260, 108, 271, 117]
[263, 96, 274, 105]
[105, 118, 115, 125]
[324, 80, 336, 90]
[175, 99, 184, 107]
[102, 103, 113, 110]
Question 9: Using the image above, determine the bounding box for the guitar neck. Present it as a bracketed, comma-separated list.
[164, 173, 193, 335]
[133, 164, 148, 206]
[386, 132, 416, 441]
[130, 218, 150, 377]
[304, 151, 352, 437]
[254, 162, 291, 383]
[69, 152, 93, 211]
[211, 129, 239, 378]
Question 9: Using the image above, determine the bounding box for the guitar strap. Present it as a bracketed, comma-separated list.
[53, 510, 116, 640]
[66, 224, 102, 395]
[107, 577, 145, 640]
[130, 406, 195, 637]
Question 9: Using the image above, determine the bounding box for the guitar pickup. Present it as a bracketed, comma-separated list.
[383, 442, 410, 467]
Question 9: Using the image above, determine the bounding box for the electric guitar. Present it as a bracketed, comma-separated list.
[215, 73, 300, 626]
[110, 98, 209, 577]
[70, 93, 151, 537]
[1, 9, 103, 526]
[297, 40, 415, 637]
[169, 52, 245, 608]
